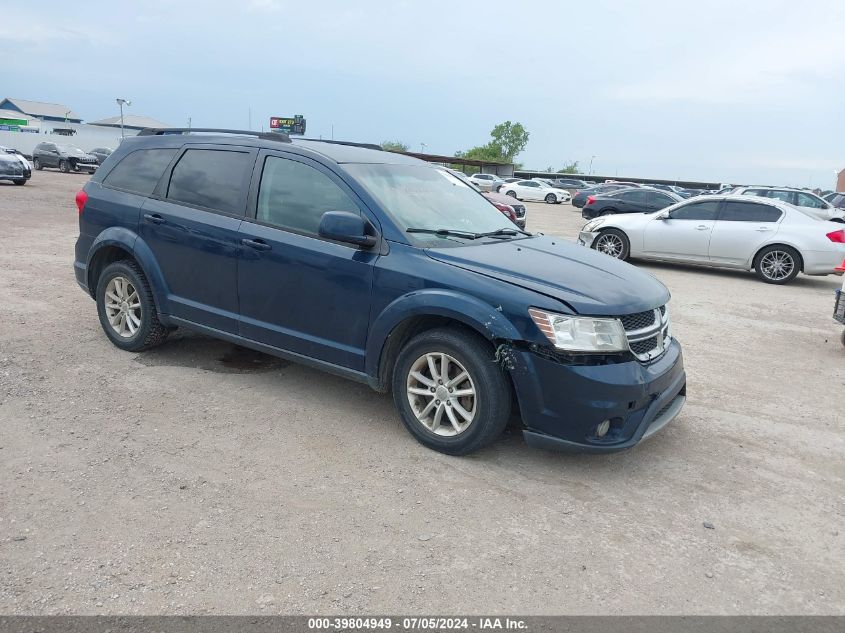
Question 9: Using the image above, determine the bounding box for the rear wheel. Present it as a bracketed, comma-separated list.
[505, 190, 517, 198]
[59, 159, 70, 173]
[33, 158, 42, 170]
[392, 328, 511, 455]
[754, 245, 800, 284]
[592, 228, 630, 260]
[96, 260, 169, 351]
[544, 193, 556, 204]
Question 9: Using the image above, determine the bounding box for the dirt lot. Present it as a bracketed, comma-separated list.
[1, 171, 843, 615]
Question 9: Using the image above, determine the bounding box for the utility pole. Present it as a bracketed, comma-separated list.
[115, 98, 131, 138]
[589, 155, 596, 175]
[420, 142, 427, 154]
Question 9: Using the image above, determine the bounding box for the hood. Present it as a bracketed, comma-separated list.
[483, 191, 522, 205]
[426, 235, 669, 315]
[63, 147, 88, 157]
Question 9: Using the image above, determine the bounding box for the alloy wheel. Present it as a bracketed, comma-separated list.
[594, 233, 624, 258]
[759, 250, 794, 281]
[406, 352, 476, 436]
[104, 276, 142, 338]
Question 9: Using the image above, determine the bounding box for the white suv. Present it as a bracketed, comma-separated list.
[468, 173, 505, 192]
[731, 186, 845, 222]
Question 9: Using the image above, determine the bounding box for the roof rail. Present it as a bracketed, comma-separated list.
[137, 127, 291, 143]
[296, 137, 383, 151]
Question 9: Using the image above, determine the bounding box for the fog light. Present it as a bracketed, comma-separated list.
[596, 419, 611, 438]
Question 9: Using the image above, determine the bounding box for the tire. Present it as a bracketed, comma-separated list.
[592, 228, 630, 260]
[505, 190, 517, 198]
[392, 327, 512, 456]
[754, 245, 801, 284]
[96, 260, 169, 352]
[841, 329, 845, 347]
[59, 159, 70, 173]
[33, 157, 42, 170]
[13, 179, 26, 186]
[544, 193, 556, 204]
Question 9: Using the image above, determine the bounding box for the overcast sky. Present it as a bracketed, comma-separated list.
[3, 0, 843, 186]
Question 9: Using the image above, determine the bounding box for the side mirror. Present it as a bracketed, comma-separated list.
[656, 211, 670, 220]
[318, 211, 377, 248]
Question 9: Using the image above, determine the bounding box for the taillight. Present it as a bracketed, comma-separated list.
[826, 229, 845, 243]
[586, 195, 596, 205]
[75, 190, 88, 214]
[493, 202, 518, 223]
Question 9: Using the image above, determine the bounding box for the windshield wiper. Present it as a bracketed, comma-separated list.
[406, 228, 481, 240]
[475, 227, 532, 238]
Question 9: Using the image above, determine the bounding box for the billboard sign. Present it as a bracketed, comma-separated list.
[269, 115, 306, 135]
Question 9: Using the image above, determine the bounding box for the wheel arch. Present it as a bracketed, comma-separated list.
[751, 242, 805, 272]
[366, 290, 522, 393]
[86, 229, 171, 319]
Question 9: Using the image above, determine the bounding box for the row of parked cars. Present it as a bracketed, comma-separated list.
[0, 143, 114, 185]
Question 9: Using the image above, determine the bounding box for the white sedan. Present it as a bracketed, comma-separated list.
[577, 195, 845, 284]
[501, 180, 571, 204]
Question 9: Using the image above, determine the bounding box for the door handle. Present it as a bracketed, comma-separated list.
[695, 225, 709, 230]
[241, 238, 272, 251]
[755, 227, 773, 232]
[143, 213, 165, 225]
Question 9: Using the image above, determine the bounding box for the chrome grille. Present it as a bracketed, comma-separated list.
[620, 306, 670, 362]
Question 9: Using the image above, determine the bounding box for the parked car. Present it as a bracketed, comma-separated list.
[578, 195, 845, 284]
[74, 128, 685, 455]
[32, 142, 98, 173]
[572, 184, 633, 208]
[501, 180, 571, 204]
[0, 145, 31, 185]
[581, 188, 683, 220]
[825, 192, 845, 209]
[468, 173, 505, 192]
[495, 177, 520, 192]
[730, 186, 845, 222]
[482, 190, 527, 229]
[549, 178, 590, 190]
[89, 147, 114, 165]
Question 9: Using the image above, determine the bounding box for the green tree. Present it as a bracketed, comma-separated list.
[557, 161, 580, 174]
[456, 121, 530, 164]
[381, 140, 409, 152]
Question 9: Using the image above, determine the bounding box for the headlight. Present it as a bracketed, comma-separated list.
[529, 308, 627, 353]
[582, 219, 605, 232]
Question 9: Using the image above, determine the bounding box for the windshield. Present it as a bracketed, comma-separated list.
[345, 164, 517, 246]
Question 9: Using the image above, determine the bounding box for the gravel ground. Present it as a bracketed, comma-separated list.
[0, 171, 843, 615]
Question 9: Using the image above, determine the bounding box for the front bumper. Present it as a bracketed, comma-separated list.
[510, 339, 686, 452]
[577, 230, 599, 248]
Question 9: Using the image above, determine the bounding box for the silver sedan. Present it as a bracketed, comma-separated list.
[577, 195, 845, 284]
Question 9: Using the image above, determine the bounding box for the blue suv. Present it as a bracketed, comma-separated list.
[74, 128, 686, 455]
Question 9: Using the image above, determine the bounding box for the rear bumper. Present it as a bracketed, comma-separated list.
[511, 339, 686, 453]
[802, 248, 845, 275]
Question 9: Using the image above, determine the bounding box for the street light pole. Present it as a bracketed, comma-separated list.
[115, 98, 131, 139]
[589, 155, 596, 175]
[420, 142, 427, 154]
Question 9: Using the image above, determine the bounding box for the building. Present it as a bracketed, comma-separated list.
[0, 97, 82, 123]
[88, 114, 170, 132]
[836, 169, 845, 193]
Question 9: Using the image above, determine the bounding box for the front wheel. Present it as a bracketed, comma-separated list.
[592, 228, 630, 260]
[544, 193, 557, 204]
[96, 260, 169, 351]
[392, 328, 511, 455]
[33, 158, 42, 170]
[59, 159, 70, 173]
[754, 245, 800, 284]
[13, 179, 26, 186]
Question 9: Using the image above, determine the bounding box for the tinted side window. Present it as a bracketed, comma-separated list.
[720, 201, 782, 222]
[670, 201, 720, 220]
[621, 190, 649, 203]
[103, 149, 177, 196]
[167, 149, 251, 214]
[256, 156, 359, 235]
[766, 190, 794, 204]
[741, 189, 765, 197]
[796, 192, 824, 208]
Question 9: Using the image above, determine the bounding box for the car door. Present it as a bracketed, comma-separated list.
[41, 143, 59, 167]
[708, 200, 783, 266]
[642, 199, 720, 261]
[237, 151, 378, 371]
[140, 144, 257, 333]
[615, 189, 649, 212]
[518, 181, 541, 200]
